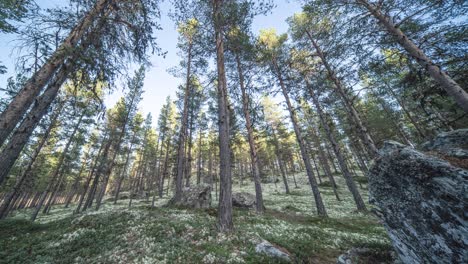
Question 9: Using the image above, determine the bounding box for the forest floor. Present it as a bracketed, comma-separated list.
[0, 172, 392, 263]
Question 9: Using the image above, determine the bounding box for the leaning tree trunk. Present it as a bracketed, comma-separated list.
[0, 64, 71, 186]
[0, 101, 63, 219]
[213, 0, 233, 232]
[235, 53, 264, 213]
[305, 31, 378, 157]
[0, 0, 110, 146]
[309, 123, 340, 201]
[31, 110, 84, 221]
[273, 61, 327, 217]
[306, 80, 366, 211]
[357, 0, 468, 113]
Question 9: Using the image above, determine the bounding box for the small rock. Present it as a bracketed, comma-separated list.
[232, 192, 256, 208]
[255, 240, 291, 262]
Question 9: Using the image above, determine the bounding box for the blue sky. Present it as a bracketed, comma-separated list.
[0, 0, 302, 119]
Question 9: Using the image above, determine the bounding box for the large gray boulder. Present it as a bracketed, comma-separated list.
[170, 184, 212, 209]
[421, 129, 468, 162]
[368, 136, 468, 263]
[232, 192, 256, 209]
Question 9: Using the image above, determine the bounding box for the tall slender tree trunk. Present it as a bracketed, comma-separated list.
[196, 129, 203, 185]
[174, 41, 193, 201]
[213, 0, 233, 232]
[74, 131, 107, 214]
[159, 137, 172, 198]
[357, 0, 468, 113]
[270, 127, 290, 194]
[306, 79, 367, 211]
[0, 0, 110, 145]
[235, 53, 264, 213]
[0, 101, 63, 219]
[0, 65, 71, 185]
[305, 31, 378, 156]
[185, 120, 194, 187]
[114, 132, 137, 203]
[273, 61, 327, 216]
[31, 111, 84, 221]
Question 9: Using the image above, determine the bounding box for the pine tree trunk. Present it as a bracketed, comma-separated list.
[114, 133, 137, 203]
[185, 120, 194, 187]
[213, 0, 233, 232]
[74, 131, 107, 214]
[306, 80, 366, 211]
[174, 41, 193, 201]
[305, 30, 378, 156]
[235, 53, 264, 213]
[273, 61, 327, 216]
[0, 0, 109, 145]
[310, 125, 340, 201]
[0, 102, 62, 219]
[0, 65, 71, 185]
[358, 0, 468, 113]
[386, 86, 427, 139]
[31, 111, 84, 221]
[196, 130, 203, 185]
[270, 127, 290, 194]
[159, 137, 171, 198]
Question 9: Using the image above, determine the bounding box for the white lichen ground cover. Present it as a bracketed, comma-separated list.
[0, 172, 391, 263]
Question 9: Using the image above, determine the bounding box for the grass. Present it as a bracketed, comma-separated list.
[0, 172, 391, 263]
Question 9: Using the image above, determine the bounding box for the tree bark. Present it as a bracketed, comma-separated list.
[357, 0, 468, 113]
[235, 53, 264, 213]
[270, 127, 290, 194]
[31, 110, 84, 221]
[306, 79, 367, 211]
[213, 0, 233, 232]
[305, 30, 379, 156]
[0, 0, 110, 145]
[0, 101, 63, 219]
[0, 64, 71, 186]
[174, 40, 193, 201]
[273, 61, 327, 216]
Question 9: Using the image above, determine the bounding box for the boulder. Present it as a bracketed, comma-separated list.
[170, 184, 211, 209]
[255, 240, 291, 262]
[421, 129, 468, 167]
[368, 136, 468, 263]
[232, 192, 256, 208]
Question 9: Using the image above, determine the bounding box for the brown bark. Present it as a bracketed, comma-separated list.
[273, 61, 327, 216]
[305, 30, 378, 156]
[213, 0, 233, 232]
[306, 79, 367, 211]
[358, 0, 468, 113]
[0, 64, 71, 186]
[174, 40, 193, 201]
[0, 101, 63, 219]
[235, 53, 264, 213]
[0, 0, 110, 145]
[31, 110, 84, 221]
